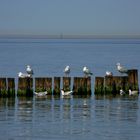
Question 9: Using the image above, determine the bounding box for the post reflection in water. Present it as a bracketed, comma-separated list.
[0, 95, 139, 140]
[94, 95, 139, 139]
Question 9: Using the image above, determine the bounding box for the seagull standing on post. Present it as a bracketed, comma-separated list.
[116, 63, 128, 74]
[106, 71, 113, 77]
[26, 65, 34, 77]
[83, 66, 93, 77]
[64, 65, 70, 76]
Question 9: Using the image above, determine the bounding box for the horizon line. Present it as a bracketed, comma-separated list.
[0, 34, 140, 39]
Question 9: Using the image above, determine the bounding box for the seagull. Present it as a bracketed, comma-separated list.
[64, 65, 70, 76]
[18, 72, 31, 78]
[106, 71, 113, 77]
[61, 89, 73, 96]
[116, 63, 128, 74]
[26, 65, 34, 76]
[120, 89, 125, 95]
[129, 89, 138, 96]
[83, 66, 93, 77]
[34, 91, 48, 97]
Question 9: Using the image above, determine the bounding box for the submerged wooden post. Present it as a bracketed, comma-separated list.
[128, 69, 139, 91]
[7, 78, 15, 97]
[17, 78, 33, 97]
[0, 78, 7, 97]
[53, 77, 60, 95]
[63, 77, 71, 91]
[94, 77, 104, 95]
[44, 78, 52, 95]
[35, 78, 45, 92]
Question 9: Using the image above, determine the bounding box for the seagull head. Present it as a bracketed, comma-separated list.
[83, 66, 87, 72]
[27, 65, 30, 68]
[116, 63, 120, 66]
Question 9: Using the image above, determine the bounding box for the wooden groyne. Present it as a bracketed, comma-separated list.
[0, 76, 91, 97]
[94, 69, 139, 95]
[0, 69, 139, 97]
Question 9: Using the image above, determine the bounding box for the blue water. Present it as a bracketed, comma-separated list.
[0, 38, 140, 140]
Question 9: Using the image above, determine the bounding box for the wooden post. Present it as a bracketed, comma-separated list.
[128, 69, 139, 91]
[94, 77, 104, 95]
[35, 78, 45, 92]
[0, 78, 7, 97]
[53, 77, 60, 95]
[86, 77, 92, 95]
[44, 78, 52, 95]
[63, 77, 71, 91]
[7, 78, 15, 97]
[112, 76, 129, 94]
[73, 77, 79, 95]
[73, 77, 91, 95]
[104, 76, 113, 94]
[17, 78, 33, 97]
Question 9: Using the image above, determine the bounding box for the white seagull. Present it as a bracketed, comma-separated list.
[106, 71, 113, 77]
[129, 89, 138, 96]
[61, 89, 73, 96]
[34, 91, 48, 97]
[83, 66, 93, 77]
[64, 65, 70, 76]
[116, 63, 128, 74]
[120, 89, 125, 95]
[18, 72, 31, 78]
[26, 65, 34, 76]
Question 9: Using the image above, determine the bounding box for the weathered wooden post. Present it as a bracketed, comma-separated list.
[35, 78, 45, 92]
[104, 76, 113, 94]
[0, 78, 7, 97]
[17, 78, 33, 97]
[53, 77, 60, 95]
[86, 77, 92, 95]
[94, 77, 104, 95]
[128, 69, 139, 91]
[73, 77, 80, 95]
[112, 76, 129, 94]
[44, 77, 52, 95]
[7, 78, 15, 97]
[73, 77, 91, 95]
[63, 77, 71, 91]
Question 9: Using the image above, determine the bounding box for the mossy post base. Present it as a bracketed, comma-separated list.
[63, 77, 71, 91]
[53, 77, 60, 95]
[73, 77, 91, 95]
[0, 78, 7, 97]
[94, 77, 104, 95]
[17, 78, 33, 97]
[7, 78, 15, 97]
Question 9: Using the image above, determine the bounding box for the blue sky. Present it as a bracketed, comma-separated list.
[0, 0, 140, 36]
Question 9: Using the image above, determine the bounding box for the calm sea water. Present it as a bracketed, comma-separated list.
[0, 38, 140, 140]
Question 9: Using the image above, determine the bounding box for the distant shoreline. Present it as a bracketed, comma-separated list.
[0, 34, 140, 39]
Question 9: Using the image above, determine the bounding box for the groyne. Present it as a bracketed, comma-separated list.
[0, 69, 139, 97]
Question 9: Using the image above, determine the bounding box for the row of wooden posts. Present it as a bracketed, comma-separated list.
[0, 69, 139, 97]
[0, 77, 91, 97]
[94, 69, 139, 95]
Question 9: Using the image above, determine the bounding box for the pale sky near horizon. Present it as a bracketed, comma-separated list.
[0, 0, 140, 36]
